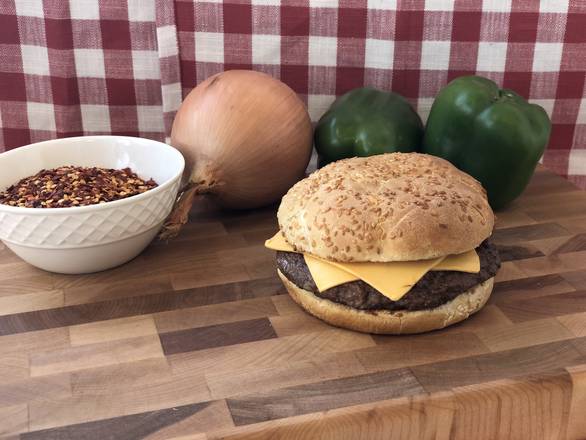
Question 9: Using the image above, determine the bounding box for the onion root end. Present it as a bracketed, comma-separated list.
[158, 183, 200, 241]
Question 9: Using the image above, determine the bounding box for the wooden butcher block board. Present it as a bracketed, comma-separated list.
[1, 166, 586, 439]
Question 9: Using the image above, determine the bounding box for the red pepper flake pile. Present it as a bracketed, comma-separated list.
[0, 166, 158, 208]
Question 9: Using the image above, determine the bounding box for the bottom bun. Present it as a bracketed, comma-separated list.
[277, 269, 494, 334]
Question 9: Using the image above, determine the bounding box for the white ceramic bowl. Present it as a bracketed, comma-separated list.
[0, 136, 184, 274]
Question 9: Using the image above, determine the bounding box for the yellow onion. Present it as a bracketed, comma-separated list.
[160, 70, 313, 239]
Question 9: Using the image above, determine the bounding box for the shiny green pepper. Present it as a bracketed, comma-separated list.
[314, 87, 423, 167]
[422, 76, 551, 210]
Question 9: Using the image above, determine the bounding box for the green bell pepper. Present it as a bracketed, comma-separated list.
[314, 87, 423, 167]
[422, 76, 551, 210]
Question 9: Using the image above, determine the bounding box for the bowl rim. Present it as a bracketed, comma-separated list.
[0, 135, 185, 215]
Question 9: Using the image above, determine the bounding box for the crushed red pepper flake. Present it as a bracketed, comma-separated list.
[0, 166, 158, 208]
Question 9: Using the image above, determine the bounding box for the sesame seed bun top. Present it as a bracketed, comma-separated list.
[277, 153, 495, 262]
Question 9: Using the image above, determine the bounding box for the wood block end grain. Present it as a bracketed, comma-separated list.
[30, 335, 164, 377]
[474, 317, 575, 352]
[0, 290, 64, 317]
[558, 312, 586, 337]
[0, 404, 28, 437]
[567, 364, 586, 440]
[69, 315, 158, 346]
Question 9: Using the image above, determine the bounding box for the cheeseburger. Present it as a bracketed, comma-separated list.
[266, 153, 500, 334]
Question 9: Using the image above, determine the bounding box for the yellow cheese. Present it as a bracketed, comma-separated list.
[304, 251, 480, 295]
[265, 231, 481, 301]
[319, 255, 445, 301]
[265, 231, 296, 252]
[433, 249, 480, 273]
[304, 254, 360, 291]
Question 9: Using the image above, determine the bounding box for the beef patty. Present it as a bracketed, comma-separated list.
[276, 240, 500, 312]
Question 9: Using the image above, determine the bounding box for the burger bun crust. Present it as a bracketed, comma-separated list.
[278, 269, 494, 335]
[278, 153, 494, 262]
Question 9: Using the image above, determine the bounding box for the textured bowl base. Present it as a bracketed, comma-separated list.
[3, 225, 161, 274]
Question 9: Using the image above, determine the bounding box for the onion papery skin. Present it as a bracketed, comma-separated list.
[171, 70, 313, 209]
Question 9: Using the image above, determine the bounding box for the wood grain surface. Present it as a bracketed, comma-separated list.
[1, 166, 586, 439]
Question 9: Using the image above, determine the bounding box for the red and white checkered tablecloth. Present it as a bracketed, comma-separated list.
[1, 1, 585, 187]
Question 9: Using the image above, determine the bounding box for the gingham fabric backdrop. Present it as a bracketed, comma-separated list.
[0, 0, 585, 186]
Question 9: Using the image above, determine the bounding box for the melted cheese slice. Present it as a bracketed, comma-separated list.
[265, 232, 296, 252]
[265, 231, 480, 301]
[307, 253, 444, 300]
[303, 254, 360, 291]
[433, 249, 480, 273]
